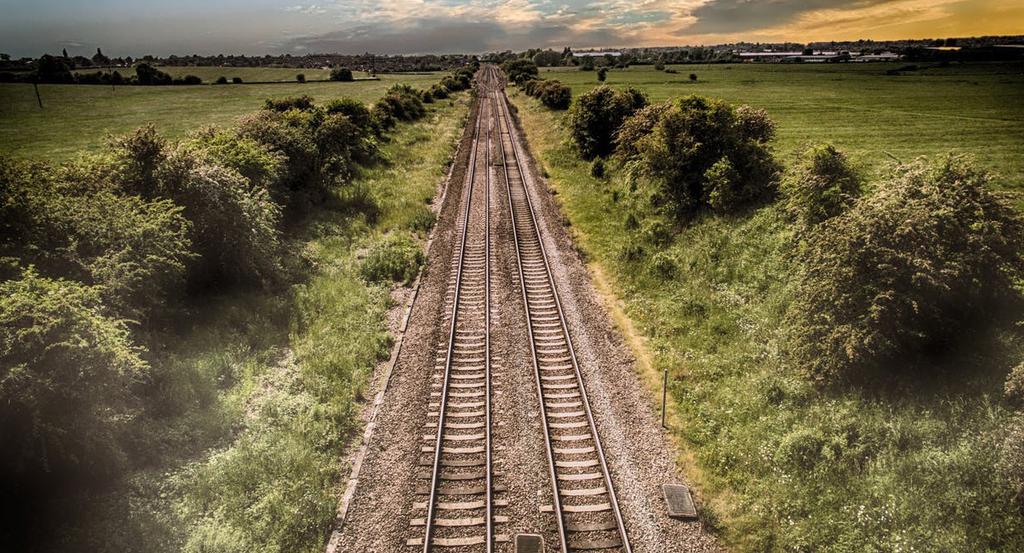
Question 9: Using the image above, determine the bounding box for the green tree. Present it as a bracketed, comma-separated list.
[620, 95, 779, 215]
[568, 85, 647, 159]
[330, 67, 353, 82]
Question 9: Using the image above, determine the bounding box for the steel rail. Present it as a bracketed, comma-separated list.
[483, 65, 494, 553]
[422, 71, 490, 552]
[492, 82, 632, 552]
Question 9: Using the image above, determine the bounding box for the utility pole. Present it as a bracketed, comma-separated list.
[33, 81, 43, 109]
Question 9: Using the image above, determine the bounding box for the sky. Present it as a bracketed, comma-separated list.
[0, 0, 1022, 57]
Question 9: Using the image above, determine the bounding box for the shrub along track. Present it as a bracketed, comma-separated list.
[332, 66, 721, 552]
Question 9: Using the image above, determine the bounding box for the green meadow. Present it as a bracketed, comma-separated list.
[542, 62, 1024, 189]
[0, 70, 441, 160]
[512, 61, 1024, 552]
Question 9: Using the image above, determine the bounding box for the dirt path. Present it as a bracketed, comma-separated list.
[329, 67, 722, 553]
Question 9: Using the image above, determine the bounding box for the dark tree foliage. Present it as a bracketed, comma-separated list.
[500, 58, 539, 85]
[597, 67, 607, 82]
[522, 79, 571, 110]
[568, 85, 647, 159]
[110, 127, 282, 287]
[789, 156, 1024, 383]
[263, 95, 315, 112]
[532, 49, 562, 67]
[35, 54, 74, 83]
[134, 63, 172, 85]
[330, 67, 353, 81]
[619, 95, 779, 215]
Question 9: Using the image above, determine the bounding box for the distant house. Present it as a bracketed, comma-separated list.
[854, 52, 901, 62]
[737, 51, 803, 62]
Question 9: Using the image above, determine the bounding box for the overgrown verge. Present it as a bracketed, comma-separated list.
[0, 70, 470, 551]
[510, 90, 1024, 551]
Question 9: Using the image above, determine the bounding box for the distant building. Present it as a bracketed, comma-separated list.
[738, 50, 900, 63]
[573, 51, 622, 57]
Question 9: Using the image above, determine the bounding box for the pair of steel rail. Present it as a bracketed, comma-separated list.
[419, 65, 631, 553]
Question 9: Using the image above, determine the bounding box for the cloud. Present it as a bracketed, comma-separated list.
[284, 4, 329, 15]
[285, 14, 631, 53]
[0, 0, 1021, 57]
[682, 0, 892, 34]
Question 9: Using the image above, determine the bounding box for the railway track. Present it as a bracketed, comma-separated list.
[411, 65, 631, 552]
[410, 67, 505, 552]
[490, 77, 632, 553]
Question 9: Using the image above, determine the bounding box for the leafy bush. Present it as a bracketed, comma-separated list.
[568, 85, 647, 159]
[215, 76, 228, 85]
[500, 58, 539, 85]
[1, 157, 193, 320]
[430, 84, 449, 99]
[789, 156, 1024, 383]
[614, 102, 671, 159]
[185, 127, 286, 192]
[263, 95, 315, 112]
[0, 269, 148, 483]
[295, 74, 305, 83]
[236, 110, 319, 207]
[107, 127, 283, 286]
[232, 77, 243, 84]
[591, 159, 605, 178]
[535, 80, 571, 110]
[597, 67, 607, 82]
[359, 233, 424, 284]
[329, 67, 353, 82]
[155, 147, 282, 287]
[621, 95, 779, 216]
[1006, 362, 1024, 407]
[322, 98, 378, 163]
[783, 144, 862, 227]
[374, 85, 426, 126]
[1000, 415, 1024, 507]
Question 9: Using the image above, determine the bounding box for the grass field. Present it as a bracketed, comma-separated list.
[0, 69, 441, 160]
[542, 62, 1024, 189]
[511, 62, 1024, 552]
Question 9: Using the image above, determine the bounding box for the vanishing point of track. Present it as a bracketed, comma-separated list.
[411, 65, 632, 552]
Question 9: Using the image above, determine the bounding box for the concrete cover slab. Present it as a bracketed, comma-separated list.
[663, 483, 698, 519]
[515, 533, 544, 553]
